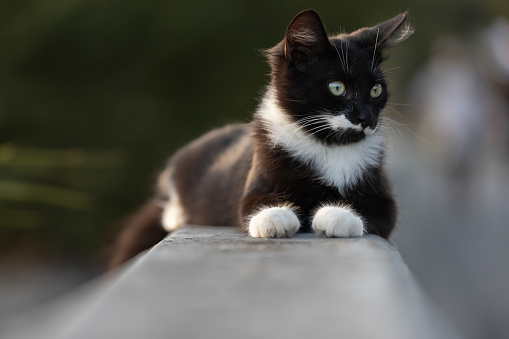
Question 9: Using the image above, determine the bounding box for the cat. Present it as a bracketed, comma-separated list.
[109, 10, 413, 268]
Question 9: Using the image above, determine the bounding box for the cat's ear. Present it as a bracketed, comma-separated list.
[352, 12, 413, 50]
[284, 10, 331, 69]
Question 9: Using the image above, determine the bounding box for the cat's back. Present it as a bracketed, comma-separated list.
[167, 123, 252, 173]
[160, 123, 253, 227]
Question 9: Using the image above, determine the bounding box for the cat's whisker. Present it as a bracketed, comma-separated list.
[329, 129, 341, 141]
[381, 72, 397, 79]
[272, 116, 320, 146]
[333, 43, 342, 69]
[378, 120, 396, 131]
[281, 98, 306, 103]
[339, 40, 352, 75]
[273, 124, 300, 147]
[287, 119, 328, 140]
[385, 106, 404, 118]
[324, 127, 337, 140]
[373, 66, 383, 76]
[379, 118, 403, 137]
[291, 125, 331, 149]
[336, 41, 347, 71]
[383, 66, 401, 74]
[337, 128, 349, 139]
[283, 118, 327, 146]
[293, 123, 329, 140]
[380, 116, 427, 142]
[340, 41, 346, 70]
[371, 28, 380, 71]
[346, 39, 351, 75]
[381, 74, 395, 80]
[273, 127, 291, 147]
[272, 116, 325, 145]
[376, 125, 391, 134]
[297, 116, 324, 122]
[387, 103, 414, 107]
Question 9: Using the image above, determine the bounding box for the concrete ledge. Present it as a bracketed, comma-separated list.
[1, 226, 461, 339]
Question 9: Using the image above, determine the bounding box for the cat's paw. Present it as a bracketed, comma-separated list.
[312, 206, 364, 237]
[249, 207, 300, 238]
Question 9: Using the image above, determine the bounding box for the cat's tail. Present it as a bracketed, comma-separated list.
[108, 200, 167, 269]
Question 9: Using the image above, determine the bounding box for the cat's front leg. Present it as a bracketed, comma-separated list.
[240, 195, 300, 238]
[311, 205, 364, 238]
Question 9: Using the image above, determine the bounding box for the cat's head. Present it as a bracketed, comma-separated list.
[266, 10, 413, 145]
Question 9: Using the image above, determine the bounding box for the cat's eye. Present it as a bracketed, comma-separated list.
[328, 81, 346, 96]
[370, 83, 383, 98]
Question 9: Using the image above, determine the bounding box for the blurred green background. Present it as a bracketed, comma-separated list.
[1, 1, 509, 336]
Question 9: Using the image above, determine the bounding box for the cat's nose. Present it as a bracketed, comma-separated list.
[358, 108, 374, 128]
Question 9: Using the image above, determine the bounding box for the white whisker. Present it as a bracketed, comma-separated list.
[383, 66, 401, 73]
[291, 125, 331, 149]
[387, 103, 414, 107]
[379, 117, 403, 137]
[334, 42, 346, 71]
[371, 28, 380, 71]
[272, 116, 318, 146]
[283, 117, 328, 146]
[380, 116, 427, 142]
[385, 106, 403, 118]
[346, 39, 351, 74]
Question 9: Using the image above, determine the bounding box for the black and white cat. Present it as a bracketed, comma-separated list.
[110, 10, 413, 267]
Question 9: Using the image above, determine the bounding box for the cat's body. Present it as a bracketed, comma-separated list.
[110, 10, 413, 268]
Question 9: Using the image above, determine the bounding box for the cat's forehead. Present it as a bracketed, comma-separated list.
[326, 38, 380, 79]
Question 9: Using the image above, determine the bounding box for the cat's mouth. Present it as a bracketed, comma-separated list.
[288, 114, 378, 146]
[307, 124, 377, 145]
[327, 115, 378, 136]
[295, 115, 379, 145]
[363, 125, 378, 135]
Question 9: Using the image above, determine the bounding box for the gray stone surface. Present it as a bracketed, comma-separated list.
[0, 226, 461, 339]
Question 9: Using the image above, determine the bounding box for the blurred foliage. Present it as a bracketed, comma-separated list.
[0, 144, 127, 256]
[0, 0, 507, 259]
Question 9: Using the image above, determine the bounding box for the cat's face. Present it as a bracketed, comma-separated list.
[277, 38, 389, 145]
[268, 10, 412, 145]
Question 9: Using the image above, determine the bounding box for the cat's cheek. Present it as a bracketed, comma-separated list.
[312, 206, 364, 238]
[248, 207, 300, 238]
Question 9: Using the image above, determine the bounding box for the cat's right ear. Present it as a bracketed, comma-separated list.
[284, 10, 330, 70]
[351, 13, 414, 51]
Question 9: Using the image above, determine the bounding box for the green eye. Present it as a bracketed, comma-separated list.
[329, 81, 346, 96]
[370, 83, 383, 98]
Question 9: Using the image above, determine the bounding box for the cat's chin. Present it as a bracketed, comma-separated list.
[316, 128, 370, 146]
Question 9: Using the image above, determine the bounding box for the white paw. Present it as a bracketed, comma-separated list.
[312, 206, 364, 238]
[249, 207, 300, 238]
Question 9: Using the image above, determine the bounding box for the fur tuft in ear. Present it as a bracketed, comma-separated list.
[379, 13, 414, 48]
[284, 10, 331, 66]
[351, 12, 414, 50]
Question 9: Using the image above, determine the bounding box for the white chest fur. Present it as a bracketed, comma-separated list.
[257, 88, 384, 195]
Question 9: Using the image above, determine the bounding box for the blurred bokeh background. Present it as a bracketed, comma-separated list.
[0, 0, 508, 338]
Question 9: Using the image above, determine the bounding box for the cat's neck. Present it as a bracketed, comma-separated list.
[255, 86, 386, 195]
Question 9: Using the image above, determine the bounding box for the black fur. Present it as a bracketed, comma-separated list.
[110, 10, 412, 267]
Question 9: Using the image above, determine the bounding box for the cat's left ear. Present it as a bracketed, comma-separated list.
[352, 12, 414, 51]
[284, 10, 331, 69]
